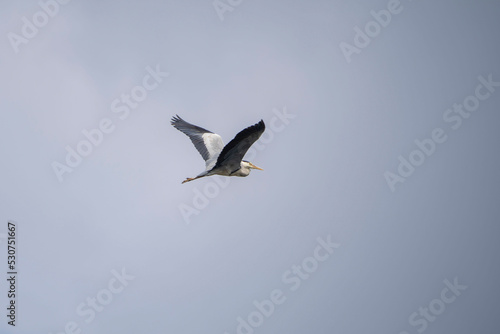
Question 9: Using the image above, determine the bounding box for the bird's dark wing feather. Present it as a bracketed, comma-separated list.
[214, 120, 265, 171]
[171, 115, 217, 162]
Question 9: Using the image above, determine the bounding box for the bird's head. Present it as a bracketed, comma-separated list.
[241, 160, 263, 171]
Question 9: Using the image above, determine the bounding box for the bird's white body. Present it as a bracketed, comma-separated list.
[202, 160, 258, 177]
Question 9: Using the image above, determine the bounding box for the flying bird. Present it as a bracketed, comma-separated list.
[171, 115, 265, 184]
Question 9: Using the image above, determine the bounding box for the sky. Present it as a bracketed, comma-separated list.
[1, 0, 499, 333]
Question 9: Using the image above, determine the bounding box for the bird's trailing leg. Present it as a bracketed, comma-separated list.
[181, 175, 206, 184]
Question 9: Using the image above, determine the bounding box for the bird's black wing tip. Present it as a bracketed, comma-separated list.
[255, 119, 265, 131]
[170, 114, 182, 125]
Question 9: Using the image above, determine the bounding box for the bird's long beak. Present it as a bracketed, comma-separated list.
[250, 163, 263, 171]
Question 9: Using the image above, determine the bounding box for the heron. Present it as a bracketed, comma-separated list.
[171, 115, 265, 184]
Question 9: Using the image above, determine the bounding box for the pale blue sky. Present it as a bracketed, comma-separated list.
[1, 1, 499, 333]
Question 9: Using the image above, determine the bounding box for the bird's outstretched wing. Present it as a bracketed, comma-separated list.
[214, 120, 265, 172]
[171, 115, 224, 170]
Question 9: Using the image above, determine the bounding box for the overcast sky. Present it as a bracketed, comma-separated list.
[1, 0, 499, 333]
